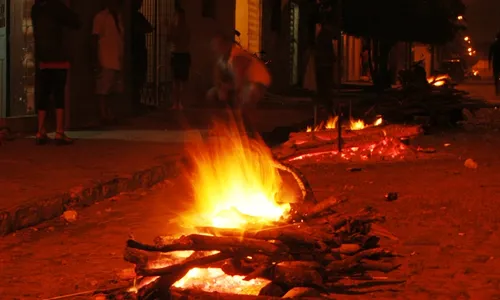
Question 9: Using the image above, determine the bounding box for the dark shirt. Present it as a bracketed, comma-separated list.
[489, 40, 500, 70]
[31, 0, 80, 63]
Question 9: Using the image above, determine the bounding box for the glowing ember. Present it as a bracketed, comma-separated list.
[173, 267, 269, 294]
[289, 137, 412, 162]
[307, 116, 383, 132]
[185, 120, 292, 229]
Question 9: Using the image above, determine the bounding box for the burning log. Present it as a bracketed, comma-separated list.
[273, 124, 423, 160]
[122, 204, 403, 299]
[288, 124, 422, 146]
[127, 234, 286, 255]
[273, 160, 317, 203]
[136, 251, 231, 277]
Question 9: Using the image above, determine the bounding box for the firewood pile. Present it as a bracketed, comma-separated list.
[273, 124, 423, 161]
[372, 87, 491, 122]
[122, 198, 403, 299]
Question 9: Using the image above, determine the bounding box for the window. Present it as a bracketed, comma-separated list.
[201, 0, 215, 19]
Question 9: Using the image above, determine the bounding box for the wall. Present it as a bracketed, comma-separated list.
[343, 35, 362, 82]
[235, 0, 248, 49]
[413, 44, 431, 77]
[179, 0, 235, 101]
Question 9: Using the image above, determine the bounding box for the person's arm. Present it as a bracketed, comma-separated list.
[51, 1, 81, 30]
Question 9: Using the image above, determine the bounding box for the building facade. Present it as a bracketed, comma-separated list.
[1, 0, 134, 131]
[0, 0, 244, 130]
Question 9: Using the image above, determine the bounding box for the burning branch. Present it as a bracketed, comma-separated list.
[123, 206, 403, 299]
[273, 160, 317, 203]
[127, 234, 286, 255]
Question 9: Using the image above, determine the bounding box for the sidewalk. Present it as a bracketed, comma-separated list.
[0, 136, 186, 236]
[0, 108, 312, 236]
[458, 80, 500, 105]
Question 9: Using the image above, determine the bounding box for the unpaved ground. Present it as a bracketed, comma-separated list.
[1, 131, 500, 299]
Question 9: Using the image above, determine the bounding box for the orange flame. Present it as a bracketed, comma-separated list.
[184, 119, 293, 229]
[307, 116, 383, 132]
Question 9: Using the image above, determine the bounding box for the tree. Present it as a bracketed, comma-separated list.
[317, 0, 466, 89]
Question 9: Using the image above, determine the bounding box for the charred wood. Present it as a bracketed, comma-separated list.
[136, 251, 231, 277]
[127, 234, 285, 255]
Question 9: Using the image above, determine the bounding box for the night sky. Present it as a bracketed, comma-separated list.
[464, 0, 500, 43]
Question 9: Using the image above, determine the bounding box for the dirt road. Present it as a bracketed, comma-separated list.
[1, 131, 500, 299]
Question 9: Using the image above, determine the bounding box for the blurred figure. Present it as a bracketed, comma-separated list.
[209, 34, 271, 136]
[489, 32, 500, 96]
[131, 0, 153, 114]
[168, 7, 191, 110]
[32, 0, 81, 145]
[92, 0, 124, 124]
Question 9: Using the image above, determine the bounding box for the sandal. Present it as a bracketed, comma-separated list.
[35, 132, 49, 145]
[54, 132, 74, 146]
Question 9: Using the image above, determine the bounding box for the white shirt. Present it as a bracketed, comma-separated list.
[93, 9, 124, 70]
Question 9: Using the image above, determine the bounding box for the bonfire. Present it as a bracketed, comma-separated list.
[119, 119, 402, 299]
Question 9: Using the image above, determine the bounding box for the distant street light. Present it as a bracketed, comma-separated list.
[464, 36, 469, 41]
[467, 47, 472, 52]
[457, 15, 463, 20]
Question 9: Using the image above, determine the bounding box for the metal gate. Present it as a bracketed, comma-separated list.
[289, 1, 299, 86]
[140, 0, 175, 107]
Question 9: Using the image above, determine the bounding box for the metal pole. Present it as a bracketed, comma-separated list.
[313, 104, 318, 128]
[337, 104, 342, 152]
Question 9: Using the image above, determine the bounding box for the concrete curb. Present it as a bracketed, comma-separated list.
[0, 156, 186, 236]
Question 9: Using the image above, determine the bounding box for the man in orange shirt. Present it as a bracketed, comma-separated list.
[210, 34, 271, 136]
[92, 0, 124, 124]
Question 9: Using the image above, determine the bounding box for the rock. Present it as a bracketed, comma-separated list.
[118, 268, 136, 280]
[464, 159, 478, 169]
[62, 210, 77, 222]
[282, 287, 322, 298]
[258, 282, 286, 297]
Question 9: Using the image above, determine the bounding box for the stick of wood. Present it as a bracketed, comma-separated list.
[273, 159, 317, 203]
[326, 248, 394, 274]
[136, 251, 232, 277]
[127, 234, 285, 255]
[197, 224, 337, 247]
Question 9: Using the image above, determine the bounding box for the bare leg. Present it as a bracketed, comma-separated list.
[37, 110, 47, 135]
[55, 108, 65, 133]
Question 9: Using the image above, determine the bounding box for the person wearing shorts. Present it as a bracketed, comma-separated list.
[32, 0, 80, 145]
[92, 0, 124, 123]
[168, 8, 191, 110]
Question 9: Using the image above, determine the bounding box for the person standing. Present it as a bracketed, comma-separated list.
[92, 0, 124, 124]
[168, 8, 191, 110]
[131, 0, 153, 115]
[31, 0, 81, 145]
[489, 32, 500, 96]
[210, 34, 271, 137]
